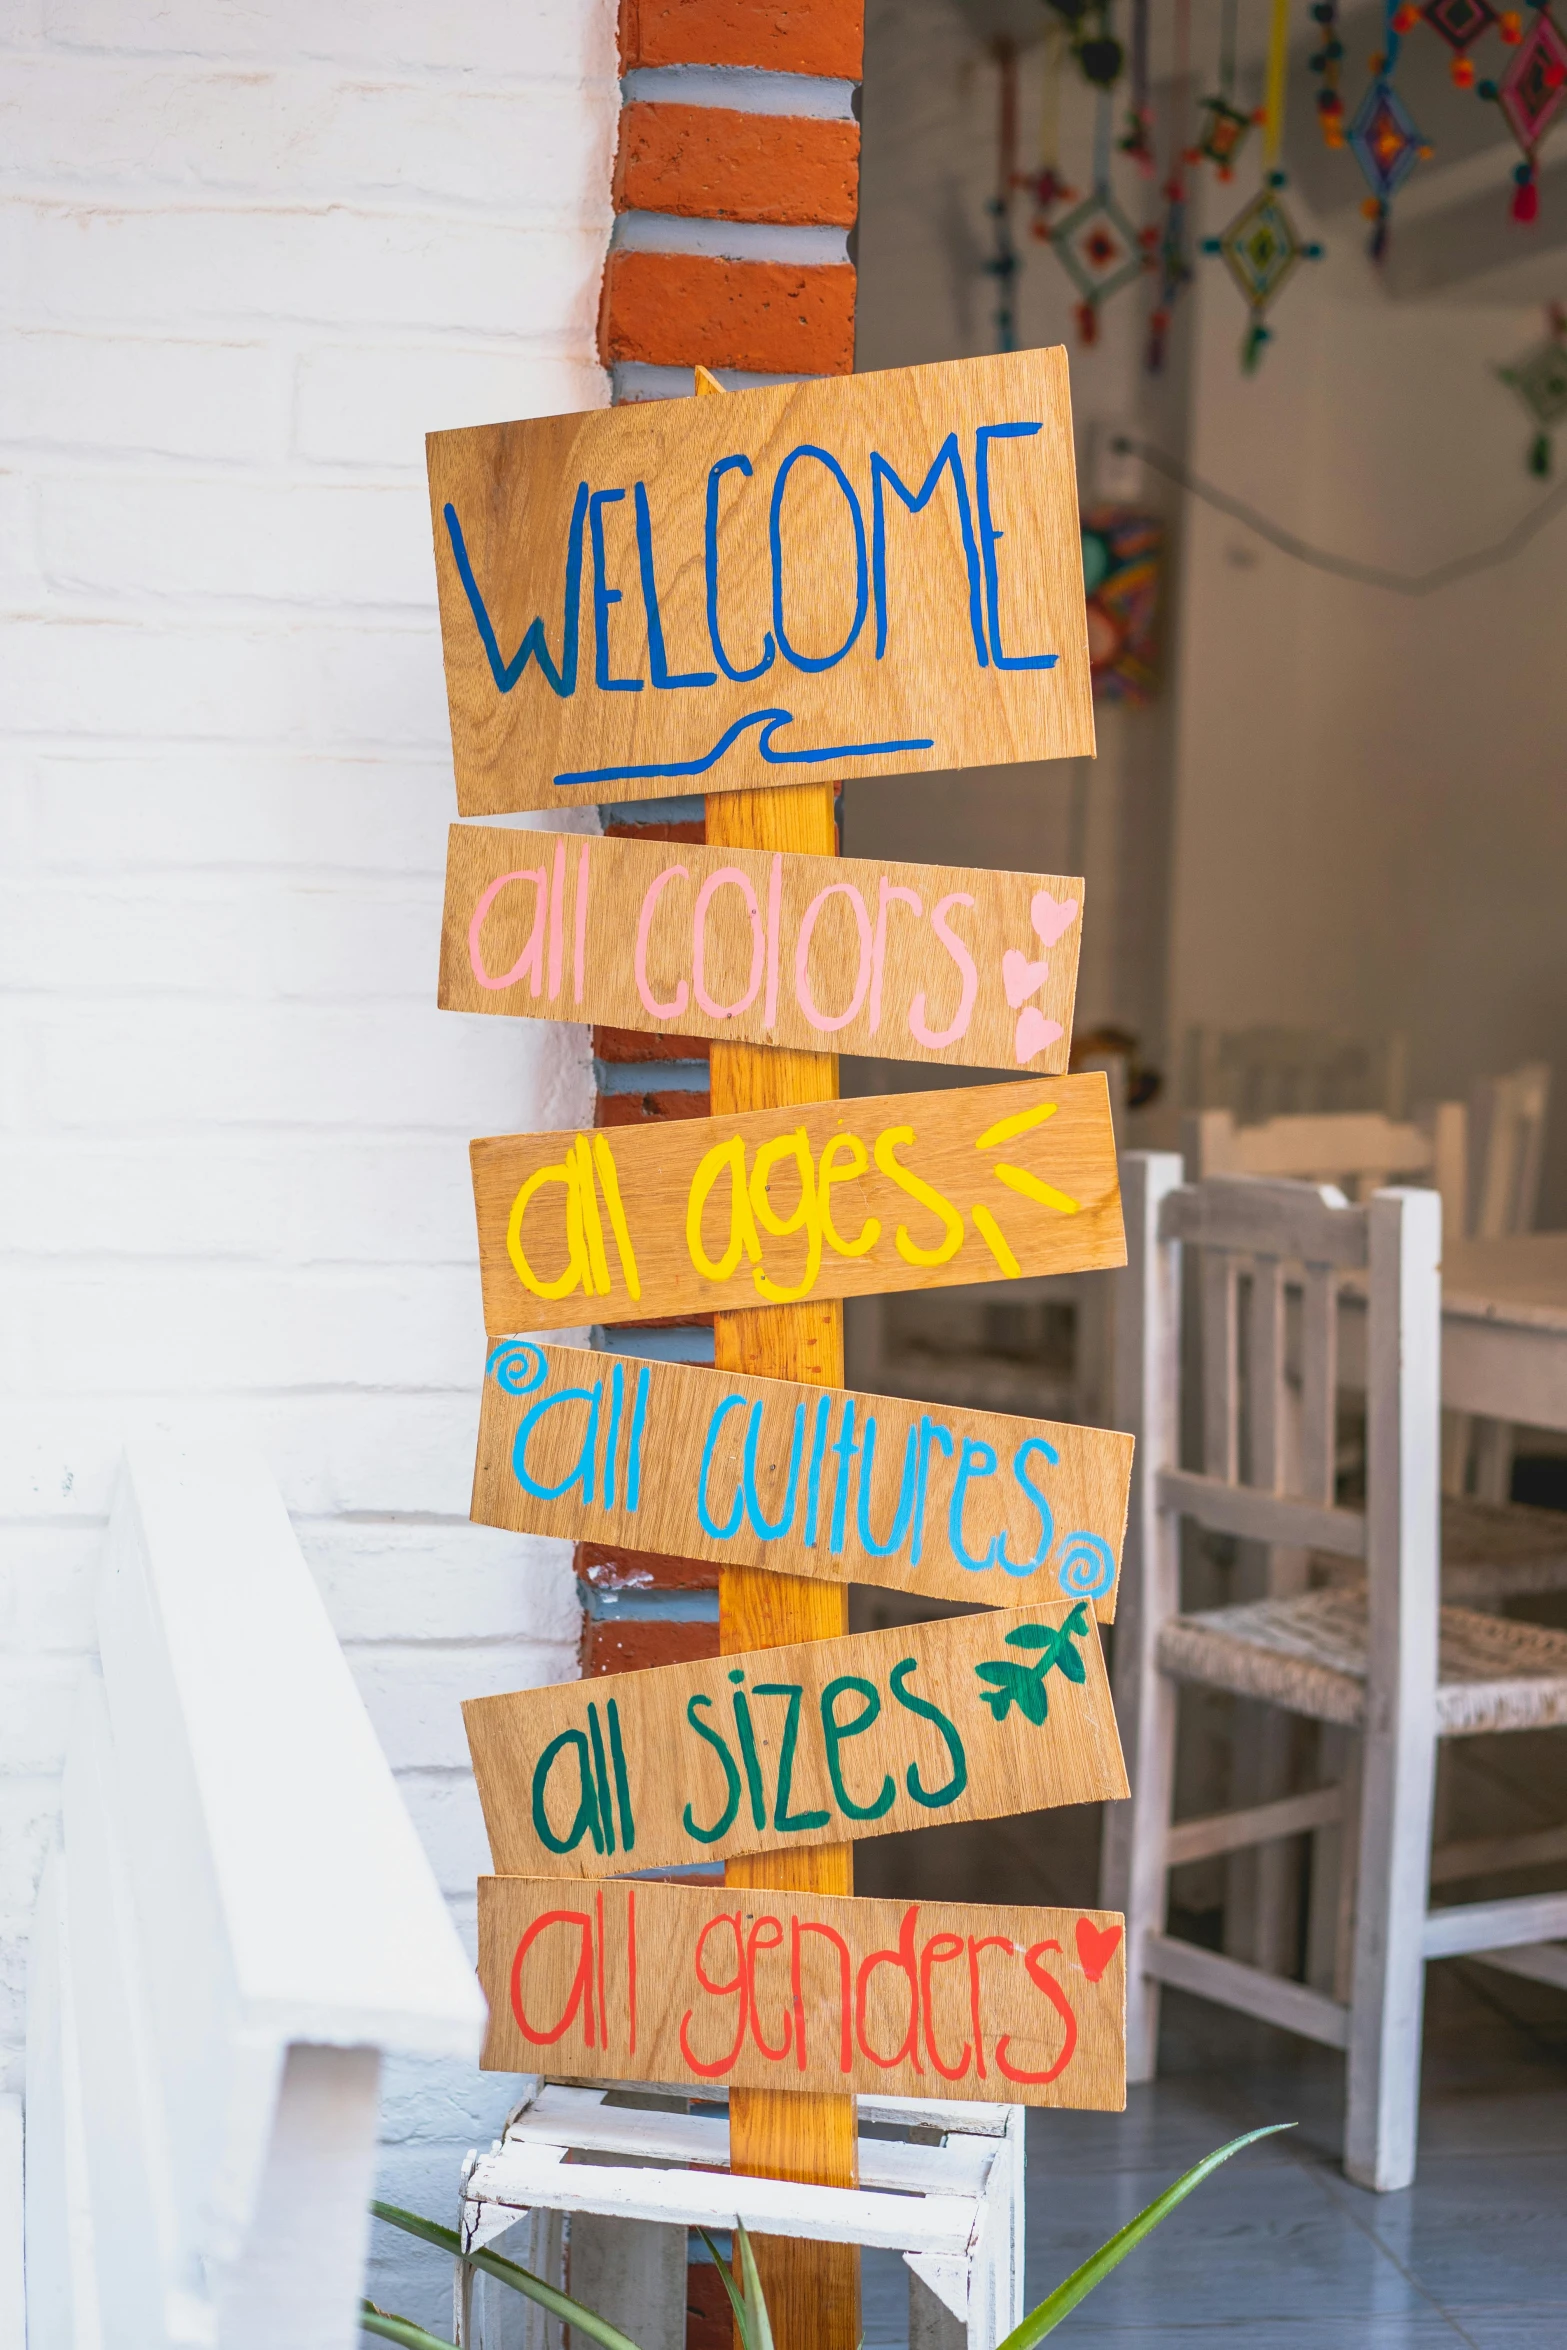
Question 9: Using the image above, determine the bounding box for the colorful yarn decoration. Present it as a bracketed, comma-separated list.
[1420, 0, 1498, 88]
[984, 38, 1022, 353]
[1146, 0, 1194, 375]
[1201, 0, 1324, 371]
[1048, 43, 1152, 347]
[1020, 18, 1078, 240]
[1309, 1, 1349, 147]
[1118, 0, 1157, 174]
[1189, 0, 1261, 179]
[1482, 3, 1567, 222]
[1348, 3, 1433, 259]
[1498, 303, 1567, 471]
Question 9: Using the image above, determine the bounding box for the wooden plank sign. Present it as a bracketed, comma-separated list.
[470, 1073, 1123, 1333]
[465, 1601, 1128, 1879]
[426, 350, 1094, 814]
[443, 826, 1084, 1074]
[472, 1343, 1131, 1620]
[478, 1876, 1126, 2109]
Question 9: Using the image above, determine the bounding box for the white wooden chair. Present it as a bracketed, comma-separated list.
[1182, 1102, 1468, 1240]
[1457, 1062, 1553, 1505]
[24, 1443, 485, 2350]
[1101, 1158, 1567, 2192]
[1182, 1026, 1409, 1122]
[456, 2080, 1025, 2350]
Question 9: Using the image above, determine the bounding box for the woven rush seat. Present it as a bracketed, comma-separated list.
[1157, 1586, 1567, 1735]
[1309, 1496, 1567, 1607]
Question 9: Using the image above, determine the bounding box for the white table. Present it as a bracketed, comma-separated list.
[1438, 1235, 1567, 1436]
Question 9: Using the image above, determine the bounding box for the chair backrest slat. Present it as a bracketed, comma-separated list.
[1201, 1253, 1240, 1482]
[1300, 1263, 1339, 1508]
[1469, 1062, 1551, 1239]
[1183, 1106, 1467, 1240]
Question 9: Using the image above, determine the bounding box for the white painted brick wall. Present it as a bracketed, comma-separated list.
[2, 2, 618, 2322]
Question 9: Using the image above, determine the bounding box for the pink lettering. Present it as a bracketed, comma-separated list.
[692, 866, 765, 1021]
[764, 851, 783, 1031]
[468, 868, 548, 995]
[572, 842, 591, 1006]
[908, 892, 978, 1048]
[634, 864, 690, 1020]
[795, 882, 873, 1035]
[547, 839, 566, 1001]
[869, 878, 922, 1036]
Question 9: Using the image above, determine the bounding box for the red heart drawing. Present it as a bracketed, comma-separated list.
[1075, 1918, 1123, 1984]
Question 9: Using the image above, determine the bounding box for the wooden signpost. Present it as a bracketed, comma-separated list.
[477, 1876, 1126, 2108]
[469, 1073, 1124, 1335]
[425, 350, 1094, 817]
[427, 350, 1126, 2348]
[464, 1601, 1128, 1879]
[441, 824, 1084, 1073]
[471, 1341, 1131, 1619]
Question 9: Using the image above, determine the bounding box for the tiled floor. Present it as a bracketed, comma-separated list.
[862, 1962, 1567, 2347]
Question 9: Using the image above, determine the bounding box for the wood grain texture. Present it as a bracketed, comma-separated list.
[471, 1341, 1132, 1619]
[425, 350, 1094, 814]
[441, 824, 1084, 1074]
[469, 1071, 1124, 1335]
[464, 1599, 1128, 1878]
[477, 1875, 1127, 2109]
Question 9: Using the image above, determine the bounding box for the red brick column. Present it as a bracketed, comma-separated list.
[579, 0, 863, 1694]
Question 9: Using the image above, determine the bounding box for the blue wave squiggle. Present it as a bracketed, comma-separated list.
[553, 707, 934, 790]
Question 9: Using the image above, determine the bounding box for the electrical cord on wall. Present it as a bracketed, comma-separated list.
[1111, 432, 1567, 596]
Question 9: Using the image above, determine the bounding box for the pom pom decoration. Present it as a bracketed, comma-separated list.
[1348, 3, 1431, 260]
[1202, 2, 1326, 373]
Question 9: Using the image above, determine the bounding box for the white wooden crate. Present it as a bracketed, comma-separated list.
[456, 2080, 1025, 2350]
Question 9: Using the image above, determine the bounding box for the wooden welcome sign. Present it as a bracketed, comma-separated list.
[478, 1876, 1125, 2108]
[442, 826, 1084, 1073]
[465, 1601, 1127, 1879]
[470, 1073, 1123, 1333]
[428, 351, 1093, 815]
[472, 1342, 1131, 1619]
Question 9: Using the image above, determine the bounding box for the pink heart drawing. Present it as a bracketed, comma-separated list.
[1031, 891, 1080, 950]
[1014, 1006, 1064, 1064]
[1002, 946, 1051, 1008]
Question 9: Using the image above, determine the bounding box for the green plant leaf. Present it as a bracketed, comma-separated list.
[735, 2222, 777, 2350]
[360, 2300, 455, 2348]
[995, 2124, 1296, 2347]
[696, 2228, 752, 2343]
[371, 2200, 643, 2350]
[1005, 1626, 1056, 1649]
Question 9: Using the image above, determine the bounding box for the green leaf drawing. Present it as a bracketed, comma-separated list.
[974, 1602, 1091, 1723]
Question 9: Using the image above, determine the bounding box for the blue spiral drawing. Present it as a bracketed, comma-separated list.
[486, 1339, 550, 1398]
[1054, 1530, 1116, 1601]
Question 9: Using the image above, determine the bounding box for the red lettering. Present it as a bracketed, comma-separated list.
[678, 1911, 749, 2079]
[745, 1916, 791, 2061]
[791, 1916, 853, 2074]
[855, 1903, 924, 2074]
[918, 1931, 971, 2081]
[966, 1934, 1011, 2081]
[995, 1939, 1079, 2086]
[510, 1910, 596, 2048]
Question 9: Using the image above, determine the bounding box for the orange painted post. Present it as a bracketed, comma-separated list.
[696, 352, 859, 2350]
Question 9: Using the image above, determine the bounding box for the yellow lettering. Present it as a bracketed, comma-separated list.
[748, 1129, 824, 1303]
[971, 1203, 1022, 1277]
[686, 1135, 763, 1283]
[818, 1133, 881, 1258]
[977, 1100, 1059, 1150]
[993, 1163, 1080, 1216]
[591, 1132, 642, 1301]
[872, 1126, 964, 1266]
[572, 1134, 611, 1294]
[506, 1159, 588, 1300]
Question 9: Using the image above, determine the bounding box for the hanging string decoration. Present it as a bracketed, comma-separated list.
[984, 37, 1023, 352]
[1309, 1, 1349, 146]
[1498, 303, 1567, 471]
[1420, 0, 1499, 88]
[1048, 13, 1151, 346]
[1119, 0, 1157, 173]
[1190, 0, 1260, 178]
[1020, 20, 1078, 240]
[1146, 0, 1195, 374]
[1481, 3, 1567, 221]
[1202, 0, 1324, 371]
[1348, 3, 1433, 258]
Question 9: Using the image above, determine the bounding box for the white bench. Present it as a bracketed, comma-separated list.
[24, 1442, 486, 2350]
[457, 2080, 1025, 2350]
